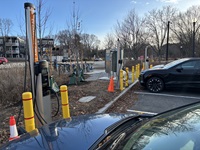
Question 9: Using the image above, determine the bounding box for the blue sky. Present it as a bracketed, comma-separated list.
[1, 0, 200, 43]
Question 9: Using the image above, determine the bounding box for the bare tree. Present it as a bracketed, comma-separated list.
[57, 30, 72, 49]
[0, 18, 13, 56]
[115, 9, 149, 60]
[171, 5, 200, 57]
[103, 33, 116, 50]
[145, 6, 177, 61]
[81, 33, 100, 59]
[35, 0, 52, 56]
[61, 1, 83, 72]
[0, 18, 13, 36]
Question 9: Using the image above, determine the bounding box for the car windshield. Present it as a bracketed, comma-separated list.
[122, 103, 200, 150]
[163, 58, 190, 69]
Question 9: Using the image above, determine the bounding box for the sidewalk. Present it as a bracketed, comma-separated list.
[85, 69, 134, 84]
[83, 69, 138, 113]
[85, 69, 109, 81]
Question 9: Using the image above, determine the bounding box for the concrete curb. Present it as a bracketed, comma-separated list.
[96, 80, 139, 114]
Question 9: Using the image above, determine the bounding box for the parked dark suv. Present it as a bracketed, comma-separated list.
[139, 58, 200, 93]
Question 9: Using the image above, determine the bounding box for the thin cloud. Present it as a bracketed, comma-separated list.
[146, 2, 150, 5]
[158, 0, 180, 3]
[131, 0, 137, 4]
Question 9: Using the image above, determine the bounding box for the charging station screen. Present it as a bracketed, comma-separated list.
[42, 68, 48, 74]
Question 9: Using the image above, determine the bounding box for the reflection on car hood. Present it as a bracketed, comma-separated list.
[141, 67, 165, 74]
[2, 113, 133, 150]
[152, 64, 165, 69]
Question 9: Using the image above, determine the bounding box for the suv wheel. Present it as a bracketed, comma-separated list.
[146, 77, 164, 93]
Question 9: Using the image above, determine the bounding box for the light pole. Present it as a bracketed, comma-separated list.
[192, 19, 196, 57]
[166, 21, 170, 62]
[180, 45, 183, 58]
[145, 45, 151, 70]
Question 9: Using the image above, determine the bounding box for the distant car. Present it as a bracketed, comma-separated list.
[94, 58, 103, 61]
[62, 57, 68, 62]
[139, 58, 200, 93]
[2, 101, 200, 149]
[0, 57, 8, 65]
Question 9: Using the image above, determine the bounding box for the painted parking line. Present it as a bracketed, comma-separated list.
[134, 91, 200, 100]
[127, 109, 157, 115]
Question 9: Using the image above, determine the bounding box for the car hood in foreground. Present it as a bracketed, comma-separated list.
[1, 113, 133, 150]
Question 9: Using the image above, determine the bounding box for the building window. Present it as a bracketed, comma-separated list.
[48, 41, 53, 45]
[42, 41, 47, 45]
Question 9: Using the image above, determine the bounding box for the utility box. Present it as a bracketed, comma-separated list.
[112, 51, 117, 72]
[105, 49, 111, 74]
[105, 49, 118, 74]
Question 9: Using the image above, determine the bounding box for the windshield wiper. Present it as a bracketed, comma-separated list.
[109, 132, 126, 150]
[89, 114, 154, 150]
[105, 115, 154, 134]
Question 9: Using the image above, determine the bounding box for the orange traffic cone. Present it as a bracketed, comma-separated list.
[9, 116, 19, 141]
[108, 76, 114, 92]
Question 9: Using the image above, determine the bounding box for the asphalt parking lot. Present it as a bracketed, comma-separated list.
[129, 87, 200, 114]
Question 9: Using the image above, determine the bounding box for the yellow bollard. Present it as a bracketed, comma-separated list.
[135, 65, 138, 79]
[125, 67, 129, 87]
[137, 64, 139, 79]
[150, 64, 153, 69]
[120, 70, 124, 91]
[142, 62, 144, 71]
[22, 92, 35, 132]
[138, 64, 140, 76]
[132, 66, 135, 83]
[60, 85, 70, 118]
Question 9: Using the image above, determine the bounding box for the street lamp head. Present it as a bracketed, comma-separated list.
[167, 21, 172, 24]
[192, 18, 197, 23]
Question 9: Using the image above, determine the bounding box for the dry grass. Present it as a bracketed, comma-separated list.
[0, 68, 30, 106]
[0, 67, 69, 106]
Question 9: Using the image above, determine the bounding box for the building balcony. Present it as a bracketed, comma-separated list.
[5, 42, 19, 46]
[5, 49, 20, 54]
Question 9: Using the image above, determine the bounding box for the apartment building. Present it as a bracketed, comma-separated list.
[37, 38, 54, 52]
[0, 36, 25, 58]
[0, 37, 56, 58]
